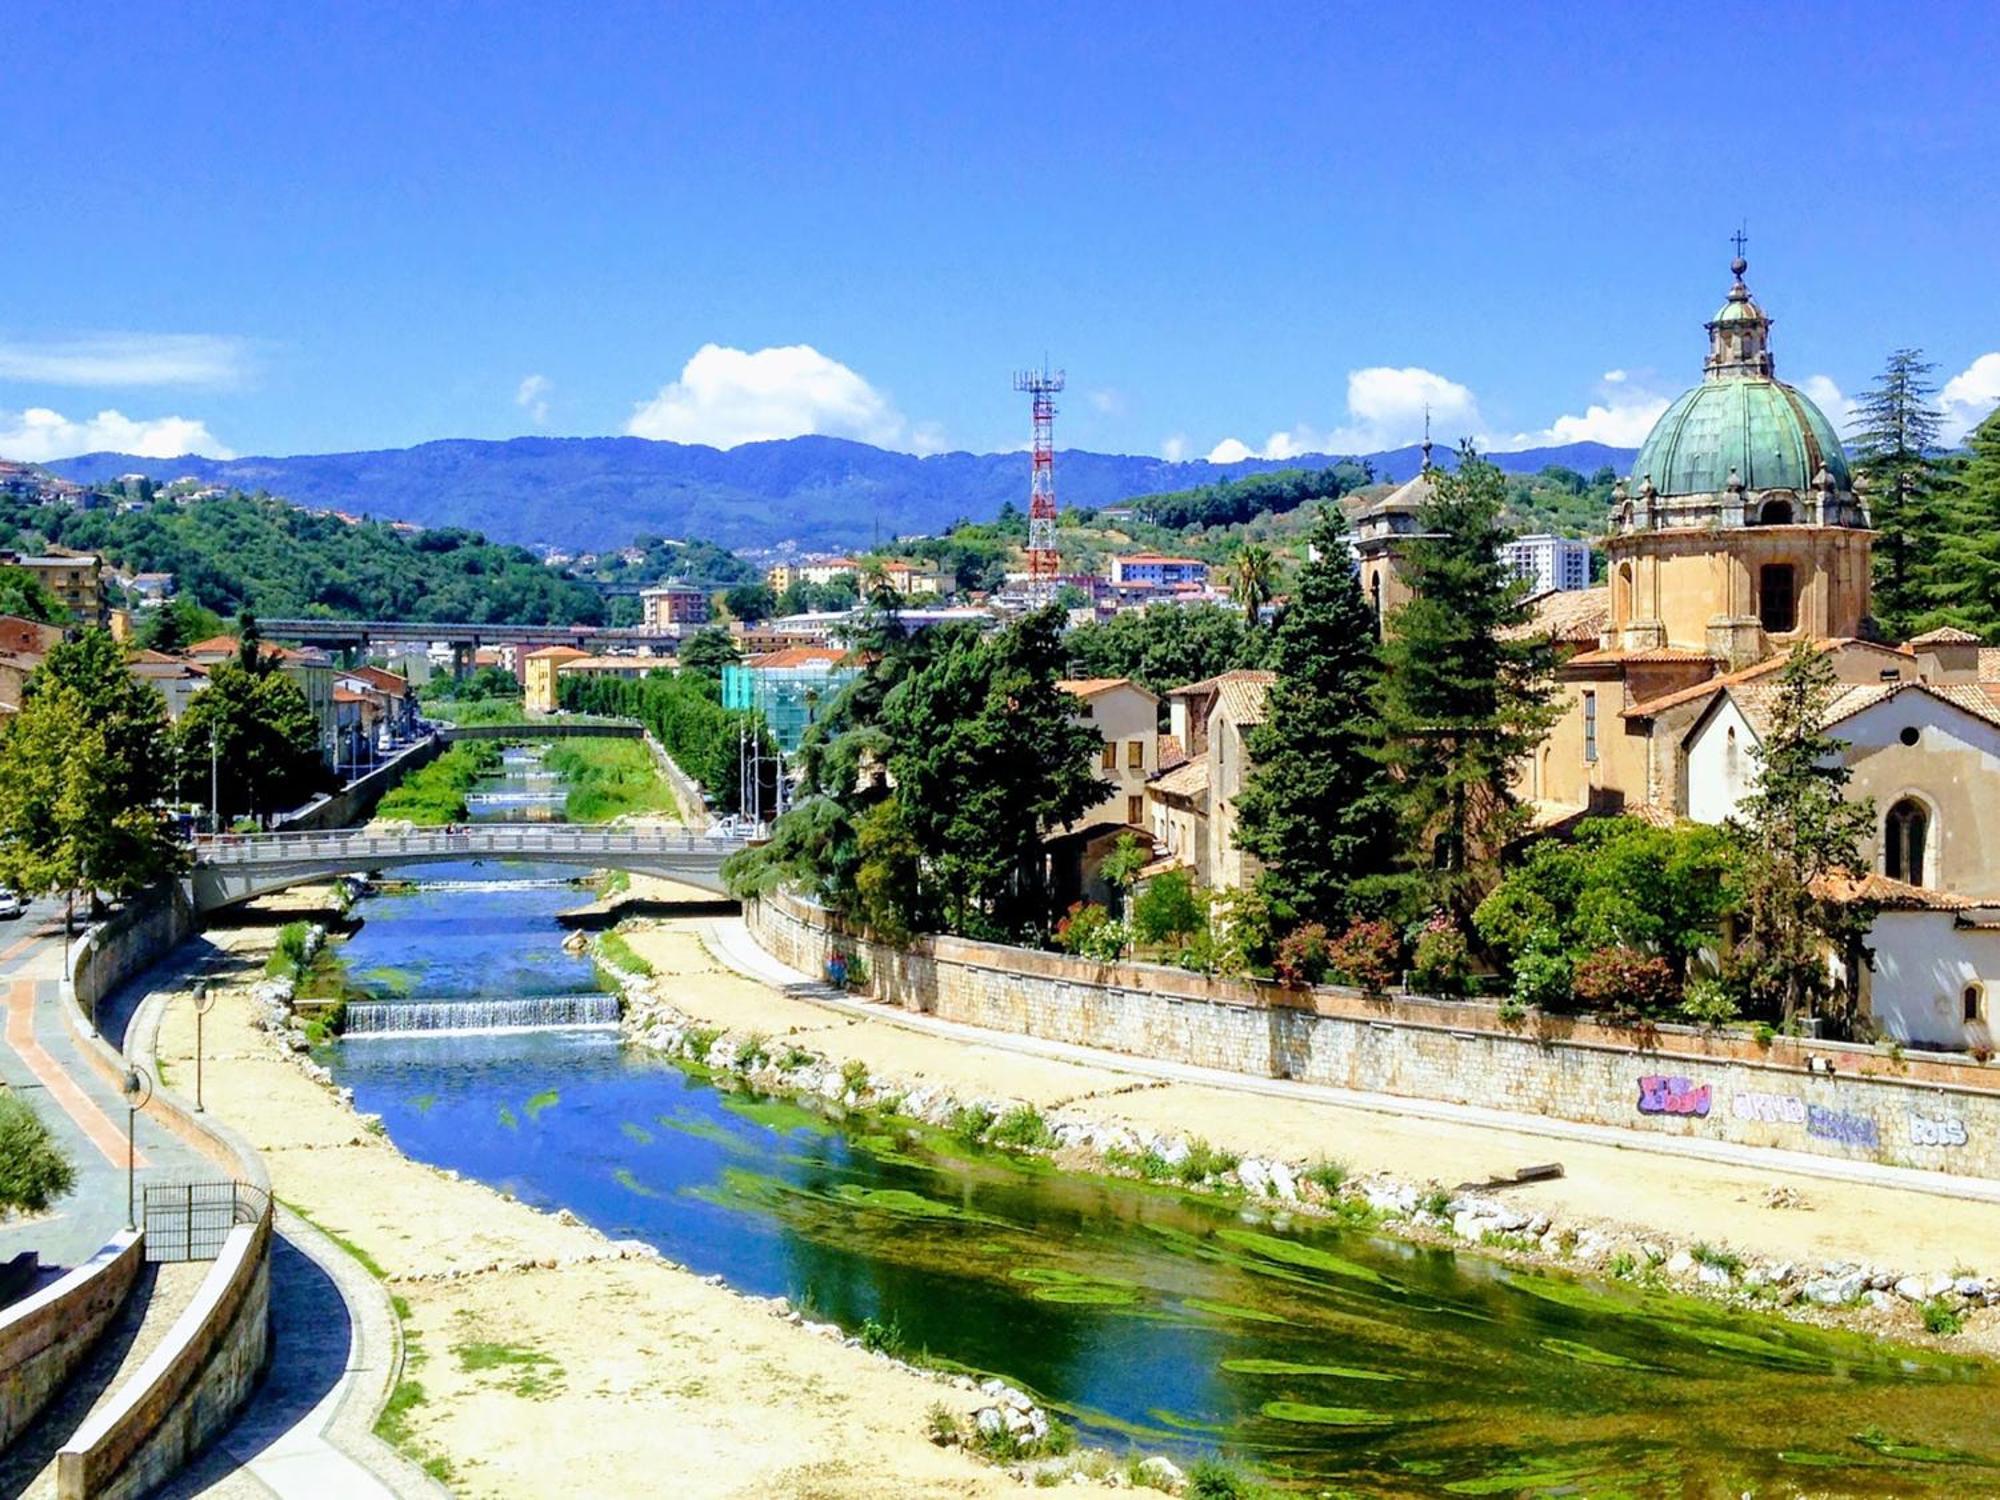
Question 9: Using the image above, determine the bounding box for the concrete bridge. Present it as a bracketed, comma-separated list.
[436, 719, 643, 741]
[189, 827, 745, 912]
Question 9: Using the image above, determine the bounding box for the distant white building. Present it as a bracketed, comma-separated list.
[1503, 534, 1592, 594]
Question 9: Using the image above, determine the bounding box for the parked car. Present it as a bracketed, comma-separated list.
[0, 889, 22, 920]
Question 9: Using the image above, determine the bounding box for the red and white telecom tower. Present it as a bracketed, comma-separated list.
[1013, 366, 1065, 603]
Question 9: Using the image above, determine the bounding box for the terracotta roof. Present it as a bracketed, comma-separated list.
[1167, 667, 1277, 701]
[747, 646, 848, 669]
[1148, 757, 1210, 801]
[1155, 733, 1188, 772]
[1563, 645, 1717, 666]
[1907, 626, 1982, 646]
[332, 687, 373, 704]
[524, 645, 591, 662]
[185, 635, 239, 654]
[1624, 639, 1910, 721]
[342, 664, 409, 695]
[1981, 648, 2000, 683]
[1359, 471, 1435, 519]
[1213, 672, 1272, 727]
[1815, 872, 1983, 912]
[1501, 585, 1610, 645]
[1057, 676, 1154, 702]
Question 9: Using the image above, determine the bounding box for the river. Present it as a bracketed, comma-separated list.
[321, 745, 2000, 1496]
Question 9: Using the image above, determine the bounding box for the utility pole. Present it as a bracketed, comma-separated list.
[1013, 367, 1065, 607]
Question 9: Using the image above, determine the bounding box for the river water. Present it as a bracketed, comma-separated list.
[322, 748, 2000, 1496]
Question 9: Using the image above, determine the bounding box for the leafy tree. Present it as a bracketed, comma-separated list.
[173, 659, 331, 822]
[1098, 831, 1150, 923]
[883, 608, 1103, 940]
[1374, 447, 1557, 920]
[724, 581, 777, 622]
[1236, 506, 1392, 929]
[1853, 349, 1945, 639]
[1132, 870, 1205, 951]
[1473, 817, 1740, 991]
[137, 596, 225, 653]
[0, 1093, 76, 1212]
[776, 577, 860, 615]
[678, 626, 742, 680]
[0, 565, 65, 624]
[1227, 543, 1278, 625]
[0, 629, 180, 911]
[425, 664, 521, 703]
[1123, 464, 1365, 531]
[1064, 603, 1270, 696]
[1726, 642, 1877, 1030]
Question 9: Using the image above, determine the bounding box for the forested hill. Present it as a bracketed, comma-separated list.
[46, 435, 1635, 554]
[0, 489, 607, 625]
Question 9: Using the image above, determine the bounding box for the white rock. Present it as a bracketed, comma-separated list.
[1956, 1276, 1986, 1300]
[1664, 1250, 1696, 1279]
[1237, 1158, 1272, 1195]
[973, 1406, 1006, 1437]
[1451, 1211, 1491, 1242]
[1862, 1289, 1895, 1311]
[1766, 1261, 1795, 1286]
[1267, 1161, 1298, 1202]
[1153, 1136, 1191, 1167]
[1895, 1276, 1928, 1303]
[1137, 1455, 1185, 1489]
[1805, 1271, 1866, 1306]
[1696, 1262, 1733, 1287]
[1927, 1273, 1958, 1299]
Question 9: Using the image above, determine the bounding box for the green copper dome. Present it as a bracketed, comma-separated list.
[1631, 377, 1849, 497]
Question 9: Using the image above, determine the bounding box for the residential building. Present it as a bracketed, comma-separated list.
[553, 655, 672, 700]
[338, 664, 419, 740]
[642, 582, 711, 630]
[1143, 670, 1274, 894]
[798, 557, 862, 587]
[524, 645, 590, 713]
[879, 559, 950, 597]
[1108, 553, 1208, 589]
[0, 547, 105, 625]
[128, 650, 209, 721]
[184, 635, 338, 763]
[0, 614, 63, 658]
[1503, 534, 1593, 594]
[1056, 678, 1160, 833]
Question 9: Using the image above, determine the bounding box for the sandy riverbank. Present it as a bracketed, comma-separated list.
[154, 919, 1114, 1500]
[615, 912, 2000, 1355]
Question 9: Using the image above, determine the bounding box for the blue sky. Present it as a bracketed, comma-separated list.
[4, 1, 1997, 465]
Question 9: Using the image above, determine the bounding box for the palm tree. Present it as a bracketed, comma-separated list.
[1230, 544, 1277, 625]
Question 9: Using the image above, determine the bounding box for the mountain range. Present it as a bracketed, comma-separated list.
[47, 436, 1637, 554]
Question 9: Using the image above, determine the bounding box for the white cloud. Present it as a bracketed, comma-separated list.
[1602, 369, 1628, 384]
[1799, 374, 1858, 434]
[0, 333, 248, 388]
[1207, 366, 1480, 463]
[1086, 388, 1125, 416]
[515, 373, 552, 425]
[1941, 353, 2000, 444]
[626, 343, 922, 450]
[1160, 433, 1190, 463]
[0, 406, 235, 461]
[1521, 394, 1673, 448]
[1206, 437, 1255, 464]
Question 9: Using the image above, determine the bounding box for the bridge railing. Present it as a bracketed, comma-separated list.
[191, 827, 745, 865]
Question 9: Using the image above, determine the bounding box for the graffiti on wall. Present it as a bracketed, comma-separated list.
[1731, 1090, 1807, 1124]
[1806, 1103, 1879, 1149]
[1638, 1076, 1711, 1117]
[1910, 1113, 1969, 1148]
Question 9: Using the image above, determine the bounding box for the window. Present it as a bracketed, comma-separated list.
[1965, 985, 1984, 1024]
[1614, 562, 1633, 623]
[1884, 798, 1931, 886]
[1582, 690, 1598, 763]
[1127, 794, 1144, 826]
[1758, 564, 1797, 633]
[1900, 725, 1920, 747]
[1127, 739, 1145, 770]
[1757, 498, 1795, 525]
[1101, 741, 1117, 770]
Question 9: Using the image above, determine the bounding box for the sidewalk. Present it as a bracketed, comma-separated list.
[0, 907, 213, 1270]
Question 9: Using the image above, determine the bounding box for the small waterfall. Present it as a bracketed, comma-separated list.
[465, 791, 567, 806]
[345, 994, 622, 1036]
[406, 878, 585, 892]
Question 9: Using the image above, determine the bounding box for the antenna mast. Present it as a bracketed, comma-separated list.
[1013, 366, 1065, 605]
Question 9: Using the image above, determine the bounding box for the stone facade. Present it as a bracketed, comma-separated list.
[751, 891, 2000, 1181]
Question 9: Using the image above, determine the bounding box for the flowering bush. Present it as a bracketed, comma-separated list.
[1327, 918, 1401, 995]
[1409, 913, 1473, 998]
[1273, 923, 1332, 987]
[1508, 938, 1573, 1014]
[1570, 945, 1678, 1018]
[1054, 902, 1128, 962]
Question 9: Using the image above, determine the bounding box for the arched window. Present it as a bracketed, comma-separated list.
[1757, 498, 1795, 525]
[1884, 798, 1931, 887]
[1759, 564, 1797, 633]
[1614, 562, 1634, 624]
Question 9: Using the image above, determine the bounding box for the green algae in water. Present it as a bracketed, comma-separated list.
[409, 1092, 438, 1116]
[620, 1121, 655, 1145]
[1441, 1459, 1622, 1495]
[1221, 1358, 1401, 1382]
[1260, 1400, 1397, 1427]
[1538, 1337, 1654, 1371]
[523, 1088, 560, 1121]
[1852, 1427, 1999, 1466]
[722, 1093, 836, 1137]
[613, 1167, 660, 1198]
[497, 1105, 519, 1130]
[1031, 1284, 1141, 1306]
[1214, 1226, 1397, 1289]
[357, 964, 419, 996]
[1184, 1296, 1290, 1325]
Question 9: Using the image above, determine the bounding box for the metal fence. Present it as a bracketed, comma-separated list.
[142, 1181, 269, 1262]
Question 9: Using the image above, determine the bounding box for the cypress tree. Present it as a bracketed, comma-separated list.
[1372, 447, 1557, 919]
[1235, 505, 1391, 928]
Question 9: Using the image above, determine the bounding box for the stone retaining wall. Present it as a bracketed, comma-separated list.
[749, 892, 2000, 1182]
[0, 1232, 145, 1453]
[277, 735, 445, 831]
[643, 731, 711, 832]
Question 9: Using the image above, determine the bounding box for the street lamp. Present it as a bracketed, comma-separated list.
[121, 1064, 154, 1231]
[192, 982, 215, 1112]
[209, 722, 221, 835]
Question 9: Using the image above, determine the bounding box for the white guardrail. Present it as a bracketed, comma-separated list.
[191, 828, 748, 865]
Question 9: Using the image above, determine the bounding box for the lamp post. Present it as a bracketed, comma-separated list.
[209, 722, 221, 835]
[122, 1064, 153, 1231]
[192, 981, 214, 1112]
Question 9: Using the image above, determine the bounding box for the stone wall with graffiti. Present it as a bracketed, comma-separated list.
[752, 892, 2000, 1181]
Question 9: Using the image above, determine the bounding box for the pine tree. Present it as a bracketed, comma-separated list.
[1928, 406, 2000, 636]
[1372, 447, 1557, 920]
[1851, 349, 1944, 638]
[1236, 506, 1392, 928]
[1727, 642, 1877, 1030]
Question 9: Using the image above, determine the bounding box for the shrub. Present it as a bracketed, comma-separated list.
[840, 1058, 870, 1097]
[1508, 939, 1573, 1014]
[0, 1092, 77, 1212]
[1273, 922, 1331, 987]
[684, 1026, 723, 1063]
[1178, 1137, 1240, 1184]
[925, 1401, 962, 1446]
[1571, 945, 1678, 1018]
[1419, 1187, 1451, 1218]
[1326, 918, 1400, 994]
[1303, 1156, 1350, 1196]
[733, 1032, 772, 1072]
[778, 1045, 815, 1072]
[989, 1105, 1056, 1151]
[1690, 1241, 1742, 1274]
[1187, 1457, 1257, 1499]
[1054, 902, 1129, 962]
[1132, 871, 1205, 951]
[949, 1103, 996, 1144]
[1410, 914, 1474, 998]
[1752, 1022, 1777, 1049]
[1922, 1297, 1964, 1336]
[1680, 975, 1739, 1028]
[859, 1313, 904, 1356]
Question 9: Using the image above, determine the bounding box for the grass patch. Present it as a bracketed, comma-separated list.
[1691, 1241, 1743, 1275]
[684, 1025, 723, 1062]
[544, 738, 678, 824]
[1480, 1229, 1539, 1253]
[949, 1103, 997, 1145]
[1177, 1138, 1239, 1184]
[1303, 1156, 1350, 1196]
[376, 742, 502, 824]
[989, 1105, 1056, 1151]
[1922, 1298, 1965, 1337]
[454, 1337, 566, 1398]
[734, 1031, 772, 1072]
[840, 1058, 870, 1096]
[859, 1313, 904, 1356]
[595, 929, 655, 978]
